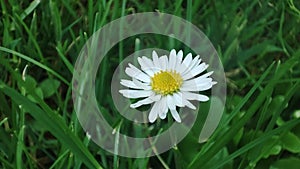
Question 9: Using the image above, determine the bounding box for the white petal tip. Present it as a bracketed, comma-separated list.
[149, 117, 156, 123]
[176, 118, 182, 123]
[152, 51, 158, 56]
[159, 113, 167, 120]
[202, 98, 210, 102]
[187, 103, 197, 109]
[130, 104, 137, 108]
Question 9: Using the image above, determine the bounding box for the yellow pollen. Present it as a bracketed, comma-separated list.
[151, 70, 183, 95]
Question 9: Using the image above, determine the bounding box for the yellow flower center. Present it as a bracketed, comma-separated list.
[151, 70, 183, 95]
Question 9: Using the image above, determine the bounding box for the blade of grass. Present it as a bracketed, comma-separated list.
[288, 0, 300, 16]
[88, 0, 94, 35]
[20, 0, 40, 20]
[113, 121, 121, 169]
[14, 14, 44, 61]
[278, 2, 290, 57]
[61, 0, 77, 18]
[16, 125, 25, 169]
[207, 62, 275, 144]
[0, 81, 102, 169]
[212, 119, 300, 169]
[188, 55, 299, 169]
[0, 155, 14, 169]
[99, 0, 114, 27]
[56, 44, 74, 73]
[265, 83, 300, 132]
[50, 0, 62, 42]
[0, 117, 8, 126]
[49, 150, 70, 169]
[0, 46, 69, 85]
[246, 80, 300, 166]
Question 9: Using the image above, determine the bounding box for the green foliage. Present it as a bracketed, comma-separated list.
[1, 0, 300, 168]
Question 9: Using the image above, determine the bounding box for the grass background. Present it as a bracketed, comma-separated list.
[1, 0, 300, 168]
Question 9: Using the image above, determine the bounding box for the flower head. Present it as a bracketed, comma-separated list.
[119, 49, 216, 123]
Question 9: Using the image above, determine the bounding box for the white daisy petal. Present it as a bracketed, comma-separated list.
[173, 92, 185, 107]
[170, 109, 181, 123]
[179, 53, 193, 73]
[132, 78, 152, 90]
[159, 97, 168, 119]
[142, 56, 155, 67]
[182, 77, 213, 87]
[181, 91, 209, 102]
[175, 50, 184, 70]
[168, 49, 177, 71]
[149, 101, 160, 123]
[119, 89, 153, 98]
[182, 55, 201, 75]
[182, 71, 214, 87]
[132, 78, 151, 88]
[159, 55, 168, 70]
[180, 81, 214, 92]
[183, 99, 196, 109]
[142, 56, 161, 75]
[199, 82, 215, 91]
[160, 111, 167, 119]
[167, 95, 176, 109]
[130, 95, 161, 108]
[125, 64, 151, 83]
[120, 79, 151, 90]
[152, 50, 161, 68]
[183, 53, 193, 66]
[182, 63, 209, 80]
[120, 79, 139, 89]
[137, 57, 154, 76]
[191, 71, 214, 82]
[167, 95, 182, 122]
[130, 97, 154, 108]
[177, 50, 183, 62]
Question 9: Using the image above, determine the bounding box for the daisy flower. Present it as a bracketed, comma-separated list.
[119, 49, 216, 123]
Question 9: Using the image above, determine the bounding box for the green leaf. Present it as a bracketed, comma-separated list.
[271, 157, 300, 169]
[247, 133, 281, 163]
[261, 136, 281, 159]
[17, 75, 38, 96]
[281, 132, 300, 153]
[23, 75, 37, 92]
[27, 87, 44, 102]
[39, 78, 60, 98]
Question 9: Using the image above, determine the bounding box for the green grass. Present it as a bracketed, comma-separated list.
[1, 0, 300, 168]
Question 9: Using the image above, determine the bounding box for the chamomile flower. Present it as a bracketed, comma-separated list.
[119, 49, 216, 123]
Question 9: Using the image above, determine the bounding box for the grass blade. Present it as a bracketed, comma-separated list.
[0, 81, 102, 169]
